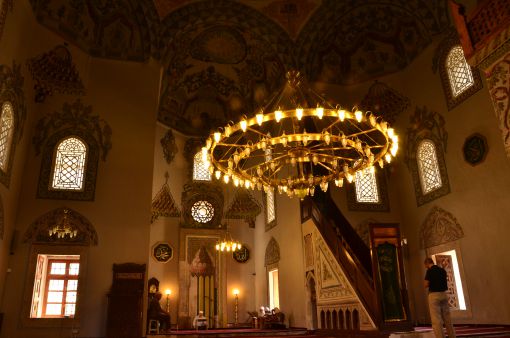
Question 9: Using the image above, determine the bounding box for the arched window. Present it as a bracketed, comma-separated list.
[446, 46, 474, 98]
[51, 137, 87, 190]
[0, 102, 14, 172]
[193, 151, 211, 181]
[354, 168, 379, 203]
[264, 148, 276, 230]
[417, 140, 442, 194]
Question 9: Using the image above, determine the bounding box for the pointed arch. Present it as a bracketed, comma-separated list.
[420, 206, 464, 249]
[417, 139, 443, 194]
[433, 32, 483, 110]
[0, 101, 14, 172]
[51, 136, 88, 190]
[265, 237, 280, 266]
[23, 207, 98, 246]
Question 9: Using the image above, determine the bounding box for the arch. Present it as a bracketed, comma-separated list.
[320, 310, 325, 329]
[338, 309, 344, 329]
[265, 237, 280, 266]
[0, 101, 14, 172]
[332, 310, 338, 329]
[51, 136, 88, 190]
[345, 309, 351, 330]
[446, 46, 474, 98]
[306, 272, 318, 329]
[23, 207, 98, 246]
[405, 107, 450, 206]
[417, 139, 442, 194]
[326, 310, 331, 329]
[420, 206, 464, 249]
[433, 32, 482, 110]
[352, 309, 360, 330]
[0, 63, 26, 188]
[37, 129, 100, 201]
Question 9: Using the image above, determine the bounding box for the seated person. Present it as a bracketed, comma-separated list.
[263, 307, 285, 329]
[147, 292, 171, 330]
[193, 310, 208, 330]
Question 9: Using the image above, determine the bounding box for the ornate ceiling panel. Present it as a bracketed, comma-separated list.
[157, 0, 295, 136]
[296, 0, 450, 84]
[29, 0, 159, 61]
[28, 0, 451, 136]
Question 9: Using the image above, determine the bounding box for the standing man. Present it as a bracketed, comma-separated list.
[424, 257, 456, 338]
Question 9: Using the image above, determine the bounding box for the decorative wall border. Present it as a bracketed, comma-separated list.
[264, 237, 280, 267]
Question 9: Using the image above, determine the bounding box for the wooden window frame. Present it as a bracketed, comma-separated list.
[42, 258, 79, 318]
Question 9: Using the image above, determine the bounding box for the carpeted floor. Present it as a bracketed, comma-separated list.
[147, 325, 510, 338]
[414, 325, 510, 337]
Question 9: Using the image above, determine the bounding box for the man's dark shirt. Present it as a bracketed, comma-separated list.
[425, 265, 448, 292]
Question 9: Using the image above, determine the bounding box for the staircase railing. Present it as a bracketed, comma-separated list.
[300, 190, 378, 323]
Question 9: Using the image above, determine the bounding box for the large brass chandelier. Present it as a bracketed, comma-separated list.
[203, 71, 399, 199]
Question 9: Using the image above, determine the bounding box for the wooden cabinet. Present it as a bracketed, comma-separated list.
[106, 263, 145, 338]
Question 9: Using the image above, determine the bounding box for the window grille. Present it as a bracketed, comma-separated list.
[355, 169, 379, 203]
[447, 46, 474, 98]
[193, 152, 211, 181]
[51, 137, 87, 190]
[0, 102, 14, 171]
[417, 140, 442, 194]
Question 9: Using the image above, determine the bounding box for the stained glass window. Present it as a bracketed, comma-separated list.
[191, 200, 214, 223]
[417, 140, 442, 194]
[193, 151, 211, 181]
[446, 46, 474, 98]
[355, 169, 379, 203]
[52, 137, 87, 190]
[0, 102, 14, 172]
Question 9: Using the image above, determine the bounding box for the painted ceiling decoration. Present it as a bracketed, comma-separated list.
[359, 81, 410, 125]
[157, 0, 295, 136]
[27, 44, 85, 103]
[28, 0, 159, 61]
[296, 0, 450, 85]
[28, 0, 450, 136]
[0, 0, 13, 42]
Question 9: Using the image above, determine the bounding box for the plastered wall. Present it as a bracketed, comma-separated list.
[0, 2, 160, 337]
[317, 36, 510, 325]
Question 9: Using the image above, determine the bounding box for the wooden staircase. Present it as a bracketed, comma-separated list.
[300, 190, 411, 332]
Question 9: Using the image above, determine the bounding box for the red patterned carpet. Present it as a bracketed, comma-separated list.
[414, 325, 510, 337]
[147, 326, 510, 338]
